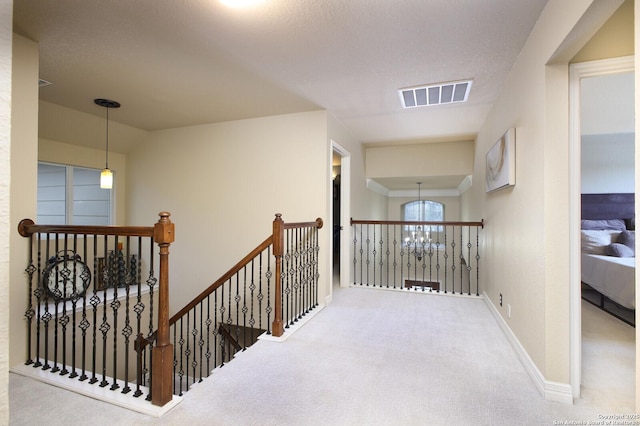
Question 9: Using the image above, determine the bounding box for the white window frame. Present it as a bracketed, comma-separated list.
[37, 161, 113, 225]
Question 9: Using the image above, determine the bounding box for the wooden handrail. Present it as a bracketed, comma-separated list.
[350, 219, 484, 228]
[168, 235, 273, 324]
[18, 219, 155, 237]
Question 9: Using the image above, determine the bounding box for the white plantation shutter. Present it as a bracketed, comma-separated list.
[37, 162, 112, 225]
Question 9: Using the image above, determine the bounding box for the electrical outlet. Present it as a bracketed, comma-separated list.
[499, 293, 503, 307]
[508, 304, 511, 318]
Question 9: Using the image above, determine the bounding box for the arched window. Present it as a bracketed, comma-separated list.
[402, 200, 444, 228]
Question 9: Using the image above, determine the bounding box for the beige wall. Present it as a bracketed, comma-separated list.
[9, 33, 38, 376]
[0, 4, 12, 422]
[125, 111, 332, 312]
[572, 0, 634, 63]
[365, 141, 474, 180]
[462, 0, 627, 393]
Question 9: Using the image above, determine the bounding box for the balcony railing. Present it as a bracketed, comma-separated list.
[350, 219, 483, 295]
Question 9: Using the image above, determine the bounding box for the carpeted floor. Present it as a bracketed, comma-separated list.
[9, 286, 635, 425]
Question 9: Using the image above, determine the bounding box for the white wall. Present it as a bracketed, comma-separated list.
[126, 111, 331, 313]
[582, 133, 634, 193]
[0, 3, 12, 422]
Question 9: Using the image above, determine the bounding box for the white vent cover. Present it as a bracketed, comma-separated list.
[399, 80, 472, 108]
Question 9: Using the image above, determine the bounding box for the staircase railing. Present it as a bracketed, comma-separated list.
[138, 213, 323, 396]
[17, 212, 175, 406]
[18, 212, 323, 406]
[350, 219, 483, 295]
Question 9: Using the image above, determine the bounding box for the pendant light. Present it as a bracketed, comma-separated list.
[95, 98, 120, 189]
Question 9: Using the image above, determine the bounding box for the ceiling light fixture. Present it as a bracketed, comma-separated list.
[94, 98, 120, 189]
[399, 80, 473, 109]
[219, 0, 266, 8]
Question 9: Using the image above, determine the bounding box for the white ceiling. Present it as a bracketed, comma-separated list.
[14, 0, 549, 192]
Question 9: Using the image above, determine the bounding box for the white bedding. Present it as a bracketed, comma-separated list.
[581, 253, 635, 309]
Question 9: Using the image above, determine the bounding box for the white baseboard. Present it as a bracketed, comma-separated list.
[259, 303, 325, 343]
[11, 363, 182, 417]
[482, 292, 574, 405]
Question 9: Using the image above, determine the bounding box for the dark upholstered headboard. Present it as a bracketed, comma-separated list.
[581, 193, 635, 222]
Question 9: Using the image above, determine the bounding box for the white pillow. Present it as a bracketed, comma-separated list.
[581, 230, 621, 254]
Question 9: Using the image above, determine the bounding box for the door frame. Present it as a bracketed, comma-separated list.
[568, 55, 635, 399]
[330, 140, 351, 291]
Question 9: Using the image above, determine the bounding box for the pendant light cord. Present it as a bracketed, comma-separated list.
[105, 107, 109, 169]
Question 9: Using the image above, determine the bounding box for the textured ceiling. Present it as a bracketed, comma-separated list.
[14, 0, 549, 149]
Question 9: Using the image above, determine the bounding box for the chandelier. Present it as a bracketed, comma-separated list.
[405, 182, 431, 261]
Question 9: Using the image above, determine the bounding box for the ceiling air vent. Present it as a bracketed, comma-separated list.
[399, 80, 472, 108]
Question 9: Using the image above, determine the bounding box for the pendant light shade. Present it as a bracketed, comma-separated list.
[95, 98, 120, 189]
[100, 168, 113, 189]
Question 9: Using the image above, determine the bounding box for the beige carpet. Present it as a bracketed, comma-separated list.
[9, 287, 635, 425]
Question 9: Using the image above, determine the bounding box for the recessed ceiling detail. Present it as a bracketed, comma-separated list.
[399, 80, 472, 109]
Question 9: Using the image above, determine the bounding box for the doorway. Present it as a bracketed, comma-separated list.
[569, 56, 635, 404]
[330, 140, 351, 292]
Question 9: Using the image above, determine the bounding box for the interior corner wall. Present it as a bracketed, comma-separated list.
[463, 0, 614, 390]
[126, 111, 331, 312]
[9, 34, 38, 369]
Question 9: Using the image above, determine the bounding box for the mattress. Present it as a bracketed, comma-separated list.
[581, 253, 635, 309]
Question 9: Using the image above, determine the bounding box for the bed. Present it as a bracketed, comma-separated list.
[581, 193, 635, 326]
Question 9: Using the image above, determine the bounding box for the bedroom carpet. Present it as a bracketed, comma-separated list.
[9, 286, 635, 425]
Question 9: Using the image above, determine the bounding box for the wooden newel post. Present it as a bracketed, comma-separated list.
[272, 213, 285, 337]
[152, 212, 174, 406]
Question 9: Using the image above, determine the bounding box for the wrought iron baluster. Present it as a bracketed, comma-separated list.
[249, 259, 256, 343]
[133, 237, 145, 397]
[353, 224, 358, 286]
[190, 308, 198, 391]
[178, 316, 185, 395]
[219, 280, 226, 365]
[198, 301, 204, 382]
[110, 236, 121, 391]
[265, 245, 272, 335]
[99, 236, 110, 387]
[33, 232, 44, 368]
[171, 323, 177, 396]
[213, 289, 219, 367]
[242, 265, 248, 349]
[205, 294, 212, 376]
[24, 233, 36, 366]
[51, 233, 60, 373]
[257, 252, 263, 333]
[476, 226, 481, 296]
[450, 226, 456, 294]
[41, 233, 52, 371]
[121, 236, 133, 394]
[234, 273, 240, 346]
[435, 230, 441, 293]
